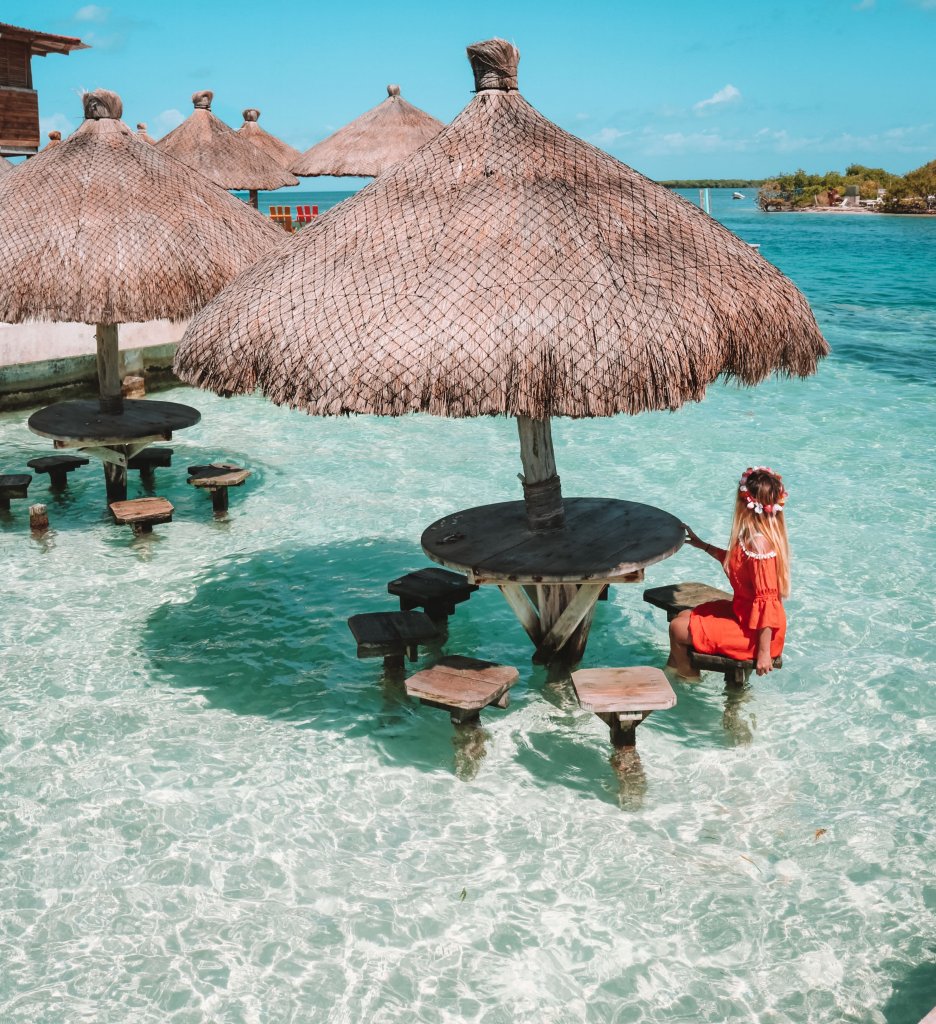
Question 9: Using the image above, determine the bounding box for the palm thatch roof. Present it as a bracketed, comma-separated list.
[0, 156, 13, 175]
[0, 89, 284, 324]
[45, 131, 62, 147]
[291, 84, 444, 177]
[176, 39, 828, 419]
[156, 91, 298, 191]
[136, 122, 155, 144]
[237, 109, 301, 170]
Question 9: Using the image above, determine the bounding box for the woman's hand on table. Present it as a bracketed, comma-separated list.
[682, 523, 703, 549]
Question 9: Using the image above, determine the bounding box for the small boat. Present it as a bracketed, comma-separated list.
[733, 192, 745, 200]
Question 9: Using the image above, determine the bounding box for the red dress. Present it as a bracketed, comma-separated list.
[689, 541, 786, 660]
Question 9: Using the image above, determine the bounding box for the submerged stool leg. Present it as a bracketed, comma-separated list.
[210, 487, 229, 513]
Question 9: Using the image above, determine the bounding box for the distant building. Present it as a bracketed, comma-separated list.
[0, 21, 88, 156]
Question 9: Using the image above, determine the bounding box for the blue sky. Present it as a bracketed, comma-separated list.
[7, 0, 935, 183]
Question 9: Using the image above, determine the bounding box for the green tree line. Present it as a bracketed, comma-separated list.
[760, 160, 936, 212]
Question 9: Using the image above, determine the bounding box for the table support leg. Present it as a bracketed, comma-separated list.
[103, 458, 127, 505]
[534, 583, 601, 664]
[210, 488, 229, 513]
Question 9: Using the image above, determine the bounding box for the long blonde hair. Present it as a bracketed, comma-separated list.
[725, 469, 791, 597]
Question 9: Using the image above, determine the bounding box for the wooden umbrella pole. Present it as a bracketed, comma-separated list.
[95, 323, 124, 414]
[248, 189, 259, 209]
[517, 415, 565, 532]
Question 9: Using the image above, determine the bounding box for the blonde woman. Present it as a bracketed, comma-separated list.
[668, 467, 790, 680]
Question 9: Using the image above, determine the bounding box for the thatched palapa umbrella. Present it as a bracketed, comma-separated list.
[0, 88, 283, 501]
[291, 84, 443, 178]
[175, 39, 827, 657]
[0, 155, 12, 175]
[45, 130, 62, 148]
[157, 91, 298, 208]
[136, 122, 155, 144]
[237, 108, 301, 170]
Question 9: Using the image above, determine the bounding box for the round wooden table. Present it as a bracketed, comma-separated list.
[28, 399, 201, 504]
[422, 497, 684, 661]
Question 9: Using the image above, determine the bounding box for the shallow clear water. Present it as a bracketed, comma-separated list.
[1, 191, 934, 1023]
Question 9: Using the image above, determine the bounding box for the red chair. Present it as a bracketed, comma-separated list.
[295, 204, 318, 227]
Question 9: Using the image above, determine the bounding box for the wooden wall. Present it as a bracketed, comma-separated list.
[0, 39, 32, 90]
[0, 87, 39, 153]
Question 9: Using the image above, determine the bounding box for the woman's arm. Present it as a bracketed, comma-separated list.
[755, 627, 774, 675]
[683, 524, 727, 562]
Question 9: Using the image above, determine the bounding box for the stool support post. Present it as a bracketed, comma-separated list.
[210, 488, 229, 513]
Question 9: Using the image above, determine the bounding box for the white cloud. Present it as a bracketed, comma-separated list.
[39, 112, 76, 138]
[153, 108, 184, 134]
[574, 112, 591, 122]
[588, 127, 631, 147]
[909, 0, 936, 8]
[74, 4, 109, 21]
[853, 0, 875, 9]
[693, 84, 741, 112]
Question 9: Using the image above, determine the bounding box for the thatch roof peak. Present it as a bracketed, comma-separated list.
[0, 155, 13, 174]
[156, 94, 298, 191]
[291, 84, 444, 178]
[84, 88, 122, 120]
[467, 38, 519, 91]
[0, 102, 283, 325]
[46, 131, 62, 146]
[236, 108, 302, 170]
[176, 40, 827, 419]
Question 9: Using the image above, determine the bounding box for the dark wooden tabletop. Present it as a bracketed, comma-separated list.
[421, 497, 684, 584]
[28, 400, 201, 446]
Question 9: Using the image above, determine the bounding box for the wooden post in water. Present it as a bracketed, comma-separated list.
[516, 416, 564, 532]
[95, 323, 123, 414]
[515, 416, 600, 663]
[29, 503, 49, 533]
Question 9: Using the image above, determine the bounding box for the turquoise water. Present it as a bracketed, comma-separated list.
[1, 190, 933, 1023]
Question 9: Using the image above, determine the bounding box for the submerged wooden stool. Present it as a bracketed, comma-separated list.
[0, 473, 31, 511]
[27, 455, 89, 490]
[187, 463, 251, 512]
[572, 667, 676, 748]
[128, 447, 173, 480]
[691, 651, 782, 688]
[347, 610, 439, 669]
[405, 656, 518, 725]
[387, 567, 479, 621]
[642, 581, 732, 621]
[109, 497, 174, 534]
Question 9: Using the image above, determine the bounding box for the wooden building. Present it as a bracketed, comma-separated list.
[0, 22, 88, 156]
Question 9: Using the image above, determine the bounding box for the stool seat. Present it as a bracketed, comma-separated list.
[643, 581, 732, 621]
[187, 463, 251, 487]
[27, 455, 89, 473]
[188, 463, 251, 513]
[128, 447, 173, 472]
[691, 650, 782, 685]
[0, 473, 31, 510]
[347, 610, 439, 667]
[572, 666, 675, 748]
[110, 496, 174, 534]
[406, 655, 518, 723]
[388, 567, 478, 619]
